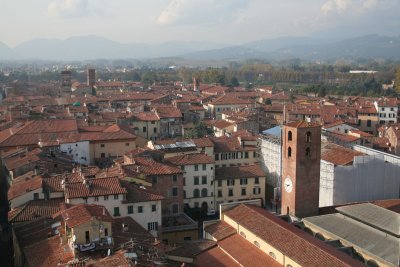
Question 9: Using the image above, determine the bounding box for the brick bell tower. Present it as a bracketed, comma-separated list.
[281, 121, 321, 218]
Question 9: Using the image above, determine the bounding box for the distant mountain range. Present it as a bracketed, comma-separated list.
[0, 34, 399, 61]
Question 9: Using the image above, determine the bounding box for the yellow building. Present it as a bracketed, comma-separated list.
[61, 204, 113, 246]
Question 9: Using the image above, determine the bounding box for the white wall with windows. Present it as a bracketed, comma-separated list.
[181, 162, 215, 210]
[60, 140, 90, 165]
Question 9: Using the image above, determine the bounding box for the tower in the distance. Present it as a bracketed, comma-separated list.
[87, 68, 96, 88]
[281, 121, 321, 218]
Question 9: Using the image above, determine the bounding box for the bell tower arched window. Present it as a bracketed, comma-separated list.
[288, 131, 292, 141]
[288, 147, 292, 158]
[306, 131, 311, 143]
[306, 147, 311, 157]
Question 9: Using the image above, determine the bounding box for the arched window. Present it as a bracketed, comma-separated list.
[288, 147, 292, 158]
[201, 188, 208, 197]
[253, 241, 260, 248]
[193, 189, 200, 198]
[306, 131, 311, 143]
[269, 252, 276, 260]
[288, 131, 292, 141]
[306, 147, 311, 157]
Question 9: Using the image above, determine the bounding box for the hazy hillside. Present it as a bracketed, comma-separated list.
[1, 34, 399, 61]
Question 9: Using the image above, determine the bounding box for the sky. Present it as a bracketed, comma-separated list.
[1, 0, 399, 47]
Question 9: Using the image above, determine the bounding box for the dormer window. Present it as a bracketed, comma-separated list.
[306, 131, 311, 143]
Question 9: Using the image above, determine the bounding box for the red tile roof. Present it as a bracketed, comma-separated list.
[8, 176, 42, 200]
[224, 204, 363, 267]
[123, 157, 183, 176]
[197, 246, 241, 267]
[211, 136, 256, 153]
[120, 180, 164, 203]
[166, 153, 215, 166]
[9, 198, 65, 223]
[285, 120, 321, 128]
[65, 177, 127, 199]
[219, 234, 283, 267]
[215, 164, 265, 180]
[61, 204, 113, 228]
[204, 221, 236, 241]
[155, 106, 182, 118]
[321, 143, 364, 166]
[131, 111, 160, 121]
[24, 235, 75, 267]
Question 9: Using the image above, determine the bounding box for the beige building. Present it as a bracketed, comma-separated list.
[214, 165, 266, 208]
[166, 153, 216, 210]
[357, 106, 379, 135]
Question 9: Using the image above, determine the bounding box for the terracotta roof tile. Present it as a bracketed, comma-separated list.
[65, 177, 127, 199]
[218, 234, 283, 267]
[8, 176, 42, 200]
[166, 153, 215, 166]
[224, 204, 363, 267]
[321, 143, 364, 166]
[286, 120, 321, 128]
[123, 157, 183, 176]
[120, 180, 164, 203]
[204, 221, 236, 241]
[197, 246, 241, 267]
[61, 204, 113, 228]
[9, 198, 65, 223]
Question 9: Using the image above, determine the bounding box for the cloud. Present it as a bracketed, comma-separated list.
[47, 0, 89, 17]
[156, 0, 251, 26]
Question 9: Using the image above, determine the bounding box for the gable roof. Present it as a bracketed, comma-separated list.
[61, 204, 113, 228]
[65, 177, 127, 199]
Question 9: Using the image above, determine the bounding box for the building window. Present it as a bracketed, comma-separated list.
[194, 165, 199, 171]
[193, 189, 200, 198]
[172, 175, 178, 182]
[288, 147, 292, 158]
[269, 252, 276, 260]
[104, 228, 108, 237]
[227, 179, 235, 186]
[143, 126, 147, 132]
[114, 194, 119, 200]
[202, 164, 206, 171]
[194, 176, 199, 185]
[114, 207, 120, 217]
[253, 187, 261, 195]
[101, 153, 106, 158]
[151, 121, 155, 124]
[104, 195, 109, 201]
[152, 176, 157, 183]
[94, 196, 99, 201]
[241, 188, 246, 196]
[215, 154, 219, 160]
[306, 147, 311, 157]
[218, 180, 222, 187]
[148, 222, 158, 231]
[138, 206, 143, 213]
[100, 144, 105, 148]
[172, 204, 179, 214]
[33, 193, 39, 200]
[202, 176, 207, 184]
[306, 131, 311, 143]
[255, 177, 259, 184]
[245, 152, 249, 158]
[254, 241, 260, 248]
[240, 178, 248, 185]
[218, 190, 222, 197]
[183, 178, 186, 186]
[153, 127, 157, 133]
[288, 131, 292, 141]
[183, 190, 186, 198]
[201, 188, 208, 197]
[171, 187, 178, 197]
[184, 236, 192, 241]
[127, 205, 133, 214]
[152, 204, 157, 212]
[228, 189, 233, 196]
[367, 120, 372, 127]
